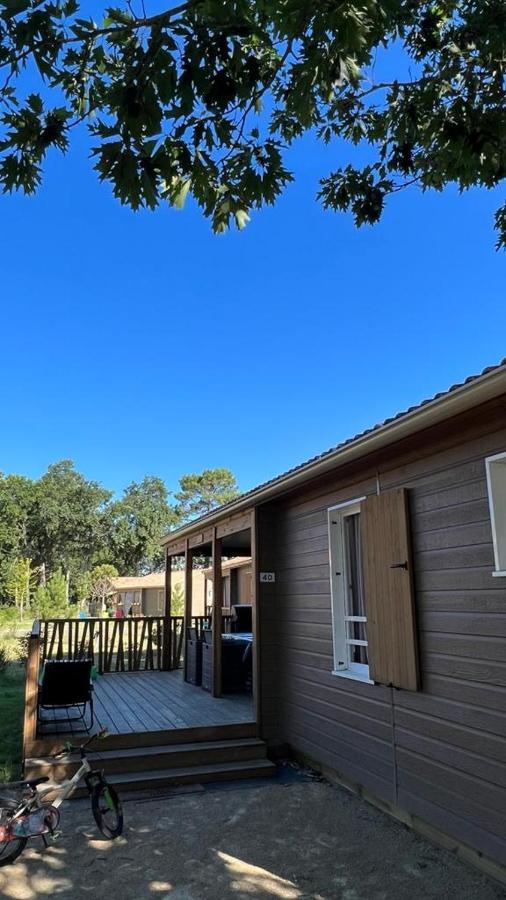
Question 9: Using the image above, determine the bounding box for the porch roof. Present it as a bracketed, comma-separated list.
[111, 573, 165, 590]
[161, 357, 506, 547]
[203, 556, 252, 579]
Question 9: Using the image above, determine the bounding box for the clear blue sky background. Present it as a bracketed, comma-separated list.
[1, 110, 505, 498]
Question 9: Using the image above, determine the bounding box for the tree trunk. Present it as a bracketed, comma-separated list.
[22, 562, 30, 620]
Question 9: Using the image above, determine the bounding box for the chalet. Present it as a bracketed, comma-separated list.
[110, 571, 206, 616]
[203, 556, 253, 615]
[161, 358, 506, 881]
[22, 359, 506, 884]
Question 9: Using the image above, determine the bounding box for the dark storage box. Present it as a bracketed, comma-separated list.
[201, 639, 212, 692]
[186, 636, 202, 686]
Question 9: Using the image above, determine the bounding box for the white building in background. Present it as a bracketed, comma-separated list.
[110, 570, 206, 616]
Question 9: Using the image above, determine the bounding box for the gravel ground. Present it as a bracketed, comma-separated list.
[0, 772, 505, 900]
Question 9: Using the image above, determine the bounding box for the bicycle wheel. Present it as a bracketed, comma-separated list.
[0, 836, 27, 867]
[91, 781, 123, 840]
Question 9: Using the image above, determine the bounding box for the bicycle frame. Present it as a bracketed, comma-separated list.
[37, 756, 93, 809]
[7, 758, 91, 829]
[10, 732, 109, 825]
[1, 731, 120, 854]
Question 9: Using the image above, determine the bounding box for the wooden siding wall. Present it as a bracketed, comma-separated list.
[258, 396, 506, 868]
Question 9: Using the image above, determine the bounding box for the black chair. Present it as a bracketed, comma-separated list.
[38, 660, 94, 734]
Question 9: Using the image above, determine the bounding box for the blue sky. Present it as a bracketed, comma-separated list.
[0, 116, 504, 498]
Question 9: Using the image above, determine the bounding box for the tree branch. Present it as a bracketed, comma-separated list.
[0, 0, 202, 74]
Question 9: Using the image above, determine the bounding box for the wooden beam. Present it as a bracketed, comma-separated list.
[183, 542, 193, 682]
[216, 510, 252, 539]
[251, 507, 261, 736]
[162, 551, 172, 670]
[164, 537, 187, 556]
[163, 510, 253, 555]
[212, 529, 222, 698]
[22, 620, 41, 767]
[188, 528, 213, 550]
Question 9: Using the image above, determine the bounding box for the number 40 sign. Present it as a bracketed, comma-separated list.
[259, 572, 276, 583]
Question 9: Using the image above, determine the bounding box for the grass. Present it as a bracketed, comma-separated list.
[0, 664, 25, 782]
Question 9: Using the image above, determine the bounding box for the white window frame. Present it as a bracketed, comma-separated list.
[485, 452, 506, 576]
[328, 497, 372, 684]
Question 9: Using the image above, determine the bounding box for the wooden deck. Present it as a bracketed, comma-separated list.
[38, 669, 254, 736]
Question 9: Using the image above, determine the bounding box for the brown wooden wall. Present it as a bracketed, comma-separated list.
[257, 395, 506, 867]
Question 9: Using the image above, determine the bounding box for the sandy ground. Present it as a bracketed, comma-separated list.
[0, 771, 504, 900]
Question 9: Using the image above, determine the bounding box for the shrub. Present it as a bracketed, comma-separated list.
[17, 633, 30, 665]
[171, 583, 184, 616]
[0, 644, 8, 673]
[32, 570, 69, 619]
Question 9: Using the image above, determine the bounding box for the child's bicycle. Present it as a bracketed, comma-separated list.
[0, 729, 123, 866]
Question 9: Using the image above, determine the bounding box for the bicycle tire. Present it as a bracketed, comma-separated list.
[0, 836, 27, 867]
[91, 781, 123, 840]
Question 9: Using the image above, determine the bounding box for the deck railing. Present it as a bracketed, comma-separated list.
[22, 613, 231, 759]
[39, 615, 212, 674]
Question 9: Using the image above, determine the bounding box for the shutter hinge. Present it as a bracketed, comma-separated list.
[390, 561, 408, 570]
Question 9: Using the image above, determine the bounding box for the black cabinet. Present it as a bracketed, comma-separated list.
[186, 637, 202, 686]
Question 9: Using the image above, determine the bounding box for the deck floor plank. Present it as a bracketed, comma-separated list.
[123, 675, 189, 729]
[99, 671, 170, 732]
[95, 676, 142, 733]
[134, 675, 218, 728]
[93, 669, 254, 735]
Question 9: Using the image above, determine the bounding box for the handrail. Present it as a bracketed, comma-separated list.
[37, 613, 233, 676]
[38, 615, 208, 673]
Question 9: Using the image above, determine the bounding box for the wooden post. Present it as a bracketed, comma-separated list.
[251, 507, 262, 735]
[22, 620, 41, 766]
[183, 542, 193, 681]
[212, 529, 222, 698]
[162, 551, 172, 670]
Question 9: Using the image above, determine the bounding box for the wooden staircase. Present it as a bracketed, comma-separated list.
[24, 723, 276, 794]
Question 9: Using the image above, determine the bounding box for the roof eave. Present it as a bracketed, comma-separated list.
[161, 364, 506, 547]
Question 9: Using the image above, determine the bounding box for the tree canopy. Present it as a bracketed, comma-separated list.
[30, 459, 111, 579]
[0, 1, 504, 245]
[105, 475, 178, 572]
[0, 461, 240, 607]
[175, 468, 240, 520]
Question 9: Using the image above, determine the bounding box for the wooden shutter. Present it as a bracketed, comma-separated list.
[361, 487, 420, 691]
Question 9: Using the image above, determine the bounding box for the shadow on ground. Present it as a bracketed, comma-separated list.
[0, 770, 504, 899]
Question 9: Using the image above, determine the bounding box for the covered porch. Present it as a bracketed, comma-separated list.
[21, 507, 267, 791]
[163, 508, 259, 709]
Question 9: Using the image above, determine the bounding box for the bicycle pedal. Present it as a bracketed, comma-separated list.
[49, 830, 62, 842]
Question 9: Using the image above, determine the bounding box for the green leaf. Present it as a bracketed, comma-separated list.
[234, 208, 250, 230]
[171, 178, 191, 210]
[27, 94, 43, 115]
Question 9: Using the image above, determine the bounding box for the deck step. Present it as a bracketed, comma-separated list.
[27, 721, 257, 758]
[73, 758, 276, 795]
[25, 738, 267, 779]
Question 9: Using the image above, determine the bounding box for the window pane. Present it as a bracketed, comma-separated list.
[349, 643, 368, 664]
[344, 514, 368, 664]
